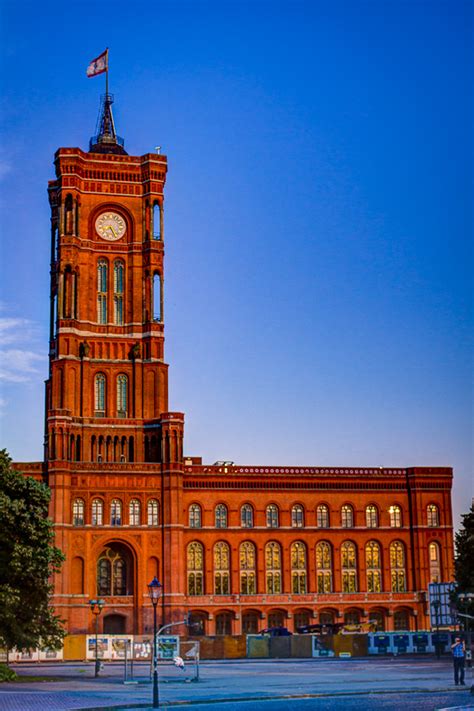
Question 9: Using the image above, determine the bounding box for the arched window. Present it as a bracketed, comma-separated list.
[394, 610, 409, 631]
[215, 504, 227, 529]
[266, 504, 279, 528]
[240, 542, 256, 594]
[366, 541, 382, 592]
[152, 202, 161, 239]
[241, 504, 253, 528]
[366, 505, 378, 528]
[117, 374, 128, 417]
[216, 612, 232, 635]
[94, 373, 106, 416]
[97, 547, 127, 596]
[291, 504, 304, 528]
[97, 259, 108, 324]
[429, 541, 441, 582]
[73, 498, 84, 526]
[291, 542, 307, 594]
[189, 504, 202, 528]
[91, 498, 103, 526]
[187, 542, 204, 595]
[113, 260, 124, 325]
[265, 542, 282, 594]
[111, 499, 122, 526]
[427, 504, 439, 527]
[214, 542, 230, 594]
[341, 541, 357, 592]
[317, 505, 329, 528]
[389, 505, 402, 528]
[341, 505, 353, 528]
[129, 499, 140, 526]
[153, 273, 162, 322]
[390, 541, 406, 592]
[147, 499, 159, 526]
[316, 541, 332, 592]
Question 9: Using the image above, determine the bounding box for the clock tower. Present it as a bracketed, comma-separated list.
[46, 93, 185, 634]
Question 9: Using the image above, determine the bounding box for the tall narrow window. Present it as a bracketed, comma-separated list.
[241, 504, 253, 528]
[316, 541, 332, 592]
[266, 504, 279, 528]
[113, 260, 124, 325]
[111, 499, 122, 526]
[97, 260, 107, 324]
[73, 498, 85, 526]
[427, 504, 439, 527]
[317, 505, 329, 528]
[113, 557, 126, 595]
[147, 499, 159, 526]
[390, 541, 406, 592]
[215, 504, 227, 528]
[240, 542, 256, 594]
[291, 505, 304, 528]
[265, 542, 282, 593]
[187, 542, 204, 595]
[129, 499, 140, 526]
[65, 193, 73, 234]
[341, 505, 353, 528]
[214, 542, 230, 594]
[366, 505, 378, 528]
[428, 541, 441, 582]
[153, 273, 161, 321]
[341, 541, 357, 592]
[117, 375, 128, 417]
[189, 504, 202, 528]
[389, 505, 402, 528]
[291, 542, 307, 593]
[94, 374, 106, 416]
[152, 202, 161, 239]
[366, 541, 382, 592]
[91, 498, 103, 526]
[97, 558, 111, 597]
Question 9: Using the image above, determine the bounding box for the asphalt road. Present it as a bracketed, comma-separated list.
[0, 658, 473, 711]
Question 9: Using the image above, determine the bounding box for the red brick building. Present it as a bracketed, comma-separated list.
[16, 95, 454, 639]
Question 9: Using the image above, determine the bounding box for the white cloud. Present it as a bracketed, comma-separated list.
[0, 308, 45, 383]
[0, 350, 45, 383]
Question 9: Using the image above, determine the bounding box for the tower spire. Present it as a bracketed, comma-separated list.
[89, 93, 127, 155]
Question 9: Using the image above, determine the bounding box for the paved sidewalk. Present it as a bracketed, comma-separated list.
[0, 658, 473, 710]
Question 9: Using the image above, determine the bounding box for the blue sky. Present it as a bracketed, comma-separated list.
[0, 0, 472, 527]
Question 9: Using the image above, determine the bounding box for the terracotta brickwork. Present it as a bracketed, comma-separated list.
[14, 119, 454, 639]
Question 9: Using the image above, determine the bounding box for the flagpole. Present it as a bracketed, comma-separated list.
[105, 48, 109, 95]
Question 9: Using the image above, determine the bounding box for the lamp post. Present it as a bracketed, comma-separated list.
[89, 598, 105, 677]
[148, 577, 162, 709]
[457, 592, 474, 694]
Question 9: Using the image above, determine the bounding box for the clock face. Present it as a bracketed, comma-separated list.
[95, 211, 126, 241]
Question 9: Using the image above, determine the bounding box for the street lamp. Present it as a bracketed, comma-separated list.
[148, 577, 162, 709]
[457, 592, 474, 693]
[89, 598, 105, 677]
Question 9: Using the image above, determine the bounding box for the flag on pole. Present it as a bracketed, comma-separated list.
[87, 50, 108, 78]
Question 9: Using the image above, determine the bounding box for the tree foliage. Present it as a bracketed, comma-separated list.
[454, 502, 474, 615]
[0, 449, 65, 651]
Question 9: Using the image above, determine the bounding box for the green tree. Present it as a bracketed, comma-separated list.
[454, 502, 474, 618]
[0, 449, 65, 652]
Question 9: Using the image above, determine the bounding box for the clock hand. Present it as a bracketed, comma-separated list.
[108, 225, 117, 237]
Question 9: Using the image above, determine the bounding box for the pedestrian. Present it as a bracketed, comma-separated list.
[451, 636, 466, 686]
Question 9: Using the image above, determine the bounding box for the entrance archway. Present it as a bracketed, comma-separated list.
[103, 614, 127, 634]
